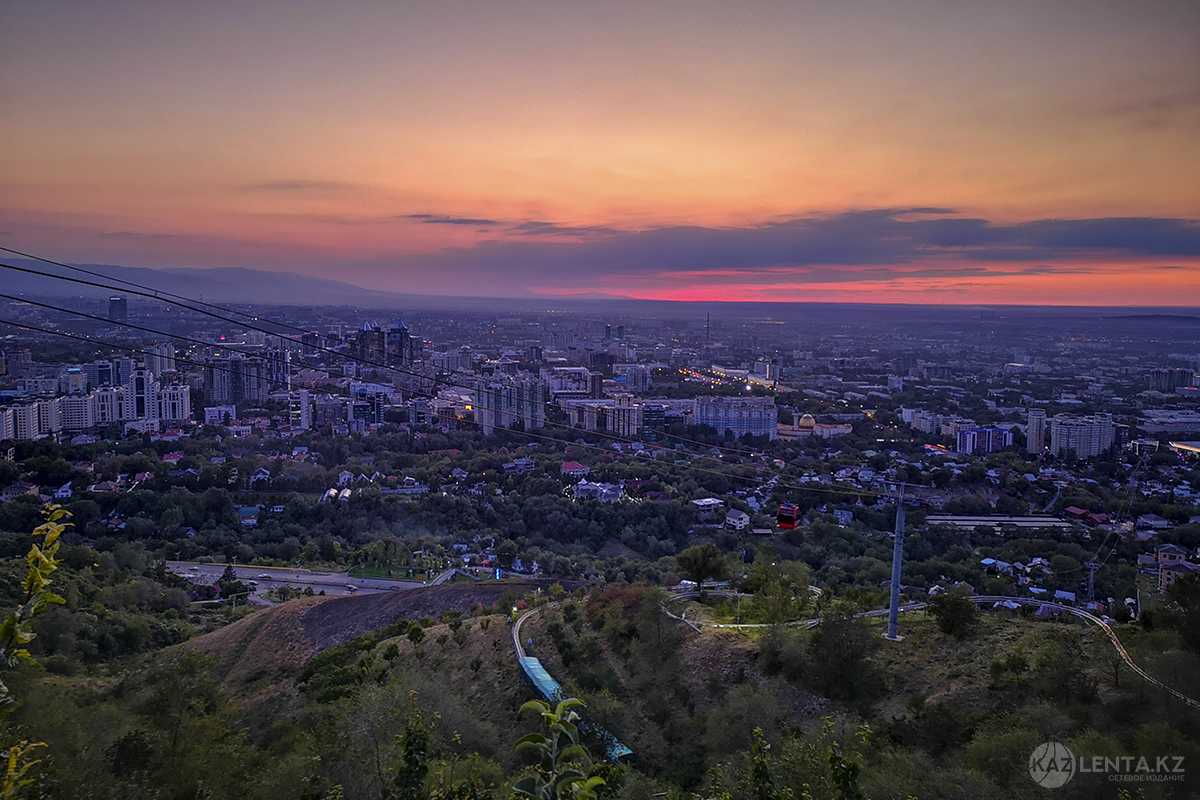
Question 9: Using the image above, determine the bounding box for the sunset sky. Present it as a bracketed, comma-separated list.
[3, 1, 1199, 304]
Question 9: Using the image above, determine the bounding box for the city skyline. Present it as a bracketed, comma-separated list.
[3, 0, 1199, 305]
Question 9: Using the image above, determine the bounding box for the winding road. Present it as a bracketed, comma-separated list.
[662, 590, 1200, 712]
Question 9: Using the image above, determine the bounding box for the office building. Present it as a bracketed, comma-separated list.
[1026, 408, 1046, 454]
[1050, 413, 1115, 459]
[386, 320, 415, 367]
[83, 359, 115, 389]
[694, 396, 778, 440]
[60, 367, 87, 395]
[108, 295, 128, 324]
[614, 363, 652, 393]
[111, 357, 135, 387]
[354, 322, 387, 365]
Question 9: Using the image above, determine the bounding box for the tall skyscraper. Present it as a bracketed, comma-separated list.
[111, 356, 135, 387]
[123, 367, 159, 421]
[475, 375, 545, 435]
[204, 359, 234, 404]
[386, 320, 414, 367]
[83, 359, 115, 389]
[289, 389, 312, 430]
[144, 343, 176, 377]
[1026, 408, 1046, 455]
[108, 295, 128, 324]
[354, 323, 387, 365]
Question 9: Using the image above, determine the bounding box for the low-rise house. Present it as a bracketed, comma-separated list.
[1137, 513, 1172, 530]
[238, 505, 260, 527]
[574, 480, 623, 503]
[561, 461, 591, 478]
[383, 476, 430, 496]
[725, 509, 751, 530]
[503, 457, 536, 474]
[691, 497, 726, 521]
[832, 508, 855, 527]
[1160, 560, 1200, 590]
[53, 481, 73, 500]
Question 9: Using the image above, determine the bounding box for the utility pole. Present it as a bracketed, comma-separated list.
[1086, 560, 1099, 603]
[884, 483, 906, 641]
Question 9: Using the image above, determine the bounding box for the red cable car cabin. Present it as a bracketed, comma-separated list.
[776, 503, 799, 529]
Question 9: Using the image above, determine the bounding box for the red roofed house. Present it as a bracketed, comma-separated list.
[561, 461, 591, 478]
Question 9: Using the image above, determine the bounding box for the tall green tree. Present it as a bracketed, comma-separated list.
[675, 544, 727, 587]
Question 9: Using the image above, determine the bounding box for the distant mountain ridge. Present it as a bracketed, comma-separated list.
[2, 258, 411, 308]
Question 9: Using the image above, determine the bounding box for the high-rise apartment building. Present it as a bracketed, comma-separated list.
[123, 367, 159, 421]
[1026, 408, 1046, 454]
[60, 394, 97, 431]
[289, 390, 312, 430]
[475, 376, 545, 435]
[694, 396, 779, 440]
[1050, 413, 1115, 459]
[12, 403, 43, 440]
[1149, 368, 1195, 393]
[94, 387, 125, 424]
[144, 343, 176, 377]
[956, 425, 1013, 455]
[158, 384, 192, 423]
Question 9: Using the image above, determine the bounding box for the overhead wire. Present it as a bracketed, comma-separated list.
[0, 257, 769, 462]
[0, 245, 774, 460]
[0, 312, 885, 501]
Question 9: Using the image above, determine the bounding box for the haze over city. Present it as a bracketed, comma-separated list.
[4, 0, 1199, 304]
